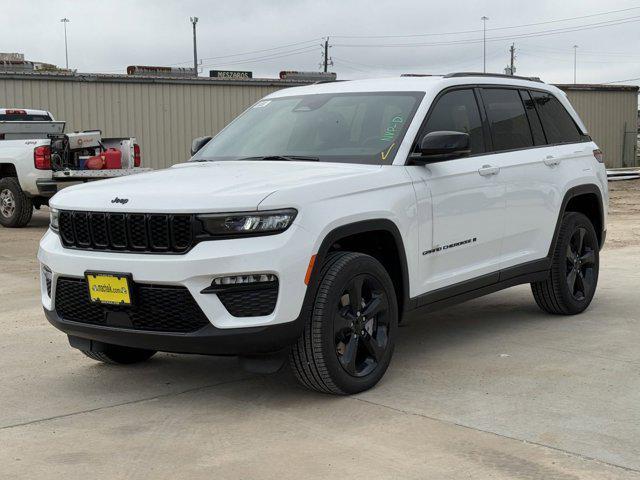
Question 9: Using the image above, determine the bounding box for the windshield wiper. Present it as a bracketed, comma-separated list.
[237, 155, 320, 162]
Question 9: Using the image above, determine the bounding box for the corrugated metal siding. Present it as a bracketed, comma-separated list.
[0, 76, 298, 169]
[562, 89, 638, 168]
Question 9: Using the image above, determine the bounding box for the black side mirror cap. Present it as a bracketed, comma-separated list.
[410, 131, 471, 164]
[191, 136, 213, 156]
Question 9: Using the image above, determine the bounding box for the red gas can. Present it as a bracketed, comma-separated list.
[102, 148, 122, 169]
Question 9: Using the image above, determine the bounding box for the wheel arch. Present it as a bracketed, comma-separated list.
[0, 163, 18, 179]
[304, 219, 410, 316]
[548, 184, 605, 256]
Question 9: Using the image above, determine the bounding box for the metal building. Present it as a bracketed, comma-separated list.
[0, 72, 309, 169]
[556, 84, 639, 168]
[1, 73, 637, 169]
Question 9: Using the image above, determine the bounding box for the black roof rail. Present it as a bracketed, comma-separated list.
[444, 72, 544, 83]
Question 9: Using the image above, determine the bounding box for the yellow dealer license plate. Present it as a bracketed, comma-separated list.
[86, 273, 132, 306]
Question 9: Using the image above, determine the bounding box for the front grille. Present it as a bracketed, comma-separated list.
[58, 211, 195, 253]
[55, 277, 210, 333]
[217, 282, 279, 317]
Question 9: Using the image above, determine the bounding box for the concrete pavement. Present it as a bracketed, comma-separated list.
[1, 203, 639, 479]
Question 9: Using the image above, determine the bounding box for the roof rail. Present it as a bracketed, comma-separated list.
[444, 72, 544, 83]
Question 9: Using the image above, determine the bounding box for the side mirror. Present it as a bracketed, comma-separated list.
[191, 136, 212, 156]
[412, 131, 471, 163]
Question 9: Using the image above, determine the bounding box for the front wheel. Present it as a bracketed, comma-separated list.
[290, 252, 398, 394]
[531, 212, 600, 315]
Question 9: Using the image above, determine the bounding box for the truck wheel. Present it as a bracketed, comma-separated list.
[0, 177, 33, 228]
[81, 344, 157, 365]
[290, 252, 398, 394]
[531, 212, 599, 315]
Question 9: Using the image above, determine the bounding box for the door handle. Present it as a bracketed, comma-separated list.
[478, 164, 500, 176]
[544, 155, 561, 167]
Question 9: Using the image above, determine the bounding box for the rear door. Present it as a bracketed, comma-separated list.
[405, 87, 506, 295]
[489, 88, 591, 269]
[477, 87, 559, 270]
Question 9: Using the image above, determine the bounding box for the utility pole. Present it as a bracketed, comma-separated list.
[190, 17, 199, 77]
[573, 44, 578, 84]
[323, 37, 330, 73]
[481, 16, 489, 73]
[509, 43, 515, 75]
[60, 18, 70, 70]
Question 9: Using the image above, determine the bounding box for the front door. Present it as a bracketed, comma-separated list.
[405, 87, 506, 296]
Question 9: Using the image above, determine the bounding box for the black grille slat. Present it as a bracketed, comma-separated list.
[108, 213, 128, 249]
[59, 211, 75, 245]
[128, 214, 148, 250]
[55, 277, 209, 333]
[171, 215, 192, 252]
[89, 213, 109, 248]
[57, 210, 194, 254]
[73, 212, 91, 247]
[148, 215, 170, 251]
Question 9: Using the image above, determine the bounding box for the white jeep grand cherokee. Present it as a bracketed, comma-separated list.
[39, 73, 608, 394]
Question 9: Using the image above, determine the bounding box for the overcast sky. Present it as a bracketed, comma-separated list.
[3, 0, 640, 85]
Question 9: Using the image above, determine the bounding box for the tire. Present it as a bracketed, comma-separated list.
[289, 251, 398, 394]
[0, 177, 33, 228]
[81, 344, 157, 365]
[531, 212, 599, 315]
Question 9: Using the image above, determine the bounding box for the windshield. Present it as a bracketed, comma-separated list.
[192, 91, 424, 165]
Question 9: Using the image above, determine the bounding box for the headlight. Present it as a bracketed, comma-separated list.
[49, 208, 59, 232]
[198, 209, 297, 237]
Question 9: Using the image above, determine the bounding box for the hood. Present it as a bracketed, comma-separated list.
[50, 160, 381, 213]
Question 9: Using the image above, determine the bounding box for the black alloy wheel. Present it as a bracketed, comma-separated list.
[334, 274, 390, 378]
[565, 226, 597, 301]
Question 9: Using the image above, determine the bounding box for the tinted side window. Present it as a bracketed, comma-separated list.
[422, 89, 484, 154]
[482, 88, 533, 151]
[0, 114, 51, 121]
[530, 91, 582, 144]
[520, 90, 546, 145]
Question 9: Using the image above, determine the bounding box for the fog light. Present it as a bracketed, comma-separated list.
[212, 273, 277, 286]
[42, 265, 53, 297]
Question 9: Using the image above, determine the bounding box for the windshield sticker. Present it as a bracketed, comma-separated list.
[380, 142, 396, 161]
[253, 100, 272, 108]
[380, 115, 404, 142]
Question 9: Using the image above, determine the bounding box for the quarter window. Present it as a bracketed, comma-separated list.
[529, 91, 583, 144]
[481, 88, 533, 151]
[421, 89, 485, 154]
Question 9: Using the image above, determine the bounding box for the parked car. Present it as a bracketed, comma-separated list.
[38, 73, 608, 394]
[0, 108, 148, 227]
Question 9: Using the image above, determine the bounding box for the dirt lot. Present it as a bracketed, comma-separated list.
[1, 183, 640, 479]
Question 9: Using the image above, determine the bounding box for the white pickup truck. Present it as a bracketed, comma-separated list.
[0, 108, 150, 227]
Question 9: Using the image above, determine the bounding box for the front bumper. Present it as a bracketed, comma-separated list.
[45, 308, 305, 355]
[38, 224, 314, 352]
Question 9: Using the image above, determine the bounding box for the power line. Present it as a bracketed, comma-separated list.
[603, 77, 640, 84]
[331, 6, 640, 39]
[168, 38, 322, 66]
[201, 46, 319, 68]
[333, 15, 640, 48]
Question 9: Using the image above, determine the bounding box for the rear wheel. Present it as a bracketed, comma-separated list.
[290, 252, 398, 394]
[531, 212, 599, 315]
[0, 177, 33, 228]
[81, 344, 157, 365]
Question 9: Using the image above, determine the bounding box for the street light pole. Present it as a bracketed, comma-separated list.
[60, 18, 70, 69]
[481, 16, 489, 73]
[190, 17, 199, 77]
[573, 45, 578, 84]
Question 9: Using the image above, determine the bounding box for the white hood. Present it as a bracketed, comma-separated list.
[50, 160, 381, 213]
